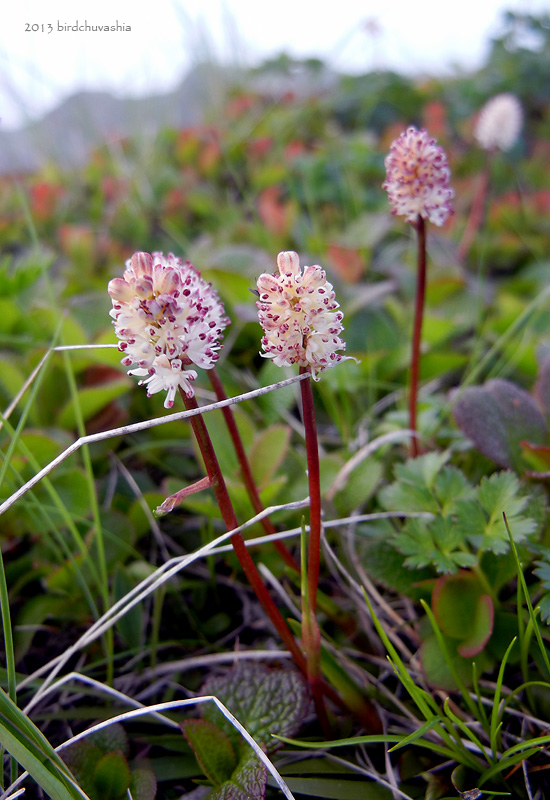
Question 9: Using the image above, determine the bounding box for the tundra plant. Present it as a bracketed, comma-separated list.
[383, 126, 454, 455]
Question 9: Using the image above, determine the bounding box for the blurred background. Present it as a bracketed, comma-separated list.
[1, 0, 549, 171]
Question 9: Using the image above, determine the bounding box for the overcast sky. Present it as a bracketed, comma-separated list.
[1, 0, 549, 129]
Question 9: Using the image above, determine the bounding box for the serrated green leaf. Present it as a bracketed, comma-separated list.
[395, 517, 474, 575]
[210, 747, 267, 800]
[379, 451, 451, 513]
[395, 451, 451, 489]
[478, 472, 526, 521]
[356, 525, 434, 597]
[455, 473, 538, 556]
[379, 481, 439, 514]
[434, 466, 476, 515]
[539, 594, 550, 624]
[201, 662, 309, 754]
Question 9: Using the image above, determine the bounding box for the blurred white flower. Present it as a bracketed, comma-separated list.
[475, 93, 523, 152]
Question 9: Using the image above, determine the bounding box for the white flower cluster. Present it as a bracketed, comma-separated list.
[108, 251, 229, 407]
[256, 251, 345, 377]
[383, 126, 454, 227]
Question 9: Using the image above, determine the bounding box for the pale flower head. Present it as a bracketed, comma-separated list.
[108, 251, 229, 407]
[256, 251, 345, 377]
[474, 93, 523, 152]
[382, 126, 454, 226]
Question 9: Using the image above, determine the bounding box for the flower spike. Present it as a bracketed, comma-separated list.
[108, 251, 230, 407]
[382, 126, 454, 227]
[256, 251, 345, 377]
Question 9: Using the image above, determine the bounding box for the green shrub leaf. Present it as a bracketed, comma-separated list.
[201, 662, 309, 754]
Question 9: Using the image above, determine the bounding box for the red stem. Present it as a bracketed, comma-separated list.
[409, 216, 427, 458]
[299, 371, 322, 614]
[208, 369, 300, 572]
[180, 389, 306, 674]
[298, 369, 330, 732]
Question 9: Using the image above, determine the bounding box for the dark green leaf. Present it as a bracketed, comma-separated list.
[210, 747, 267, 800]
[201, 662, 309, 754]
[181, 719, 236, 786]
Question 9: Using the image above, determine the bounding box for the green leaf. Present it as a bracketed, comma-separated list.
[433, 466, 476, 515]
[420, 634, 489, 691]
[129, 768, 157, 800]
[57, 377, 131, 429]
[432, 572, 494, 657]
[0, 688, 85, 800]
[478, 472, 527, 521]
[396, 451, 451, 489]
[355, 523, 434, 596]
[181, 719, 236, 786]
[539, 594, 550, 624]
[333, 458, 383, 517]
[114, 567, 143, 650]
[201, 662, 309, 754]
[272, 776, 391, 800]
[456, 472, 537, 555]
[379, 451, 450, 513]
[93, 752, 131, 799]
[248, 425, 291, 487]
[210, 746, 267, 800]
[395, 517, 476, 575]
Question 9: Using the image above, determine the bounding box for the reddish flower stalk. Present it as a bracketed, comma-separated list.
[256, 251, 346, 731]
[299, 369, 322, 613]
[180, 388, 306, 674]
[383, 128, 454, 457]
[299, 367, 328, 730]
[207, 369, 300, 572]
[409, 216, 427, 458]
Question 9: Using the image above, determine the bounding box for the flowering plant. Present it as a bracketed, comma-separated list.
[256, 250, 345, 377]
[108, 251, 229, 407]
[382, 126, 454, 227]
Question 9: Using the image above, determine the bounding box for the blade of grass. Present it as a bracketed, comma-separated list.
[443, 698, 490, 763]
[363, 591, 481, 770]
[60, 350, 113, 686]
[0, 687, 86, 800]
[420, 599, 481, 721]
[274, 733, 458, 761]
[471, 662, 490, 733]
[490, 637, 517, 761]
[504, 513, 550, 679]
